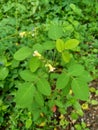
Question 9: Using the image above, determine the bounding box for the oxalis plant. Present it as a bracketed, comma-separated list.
[0, 24, 92, 129]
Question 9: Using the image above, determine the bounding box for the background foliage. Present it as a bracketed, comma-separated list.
[0, 0, 98, 129]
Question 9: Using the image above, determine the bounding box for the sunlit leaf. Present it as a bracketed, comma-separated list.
[65, 39, 79, 50]
[62, 51, 72, 63]
[56, 39, 65, 52]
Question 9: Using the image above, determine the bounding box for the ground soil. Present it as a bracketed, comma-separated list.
[83, 79, 98, 130]
[56, 79, 98, 130]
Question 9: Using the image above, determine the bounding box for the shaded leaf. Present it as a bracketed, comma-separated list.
[19, 70, 36, 81]
[72, 79, 89, 100]
[0, 67, 9, 80]
[68, 63, 84, 76]
[43, 41, 55, 50]
[78, 70, 92, 83]
[34, 91, 44, 106]
[37, 78, 51, 96]
[48, 25, 63, 40]
[29, 57, 40, 72]
[15, 82, 35, 110]
[56, 73, 70, 89]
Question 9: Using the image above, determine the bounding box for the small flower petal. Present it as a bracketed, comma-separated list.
[39, 122, 46, 127]
[19, 32, 26, 38]
[33, 50, 41, 57]
[81, 103, 89, 110]
[45, 63, 55, 72]
[69, 89, 73, 95]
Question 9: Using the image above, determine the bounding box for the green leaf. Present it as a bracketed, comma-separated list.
[78, 71, 92, 83]
[11, 60, 19, 68]
[34, 91, 44, 106]
[65, 39, 79, 50]
[91, 100, 98, 105]
[32, 107, 40, 121]
[29, 57, 40, 72]
[33, 44, 43, 53]
[19, 70, 36, 81]
[43, 41, 55, 50]
[26, 119, 32, 129]
[15, 82, 35, 110]
[0, 67, 9, 80]
[62, 82, 71, 96]
[70, 4, 82, 15]
[48, 25, 63, 40]
[95, 2, 98, 14]
[56, 72, 70, 89]
[62, 51, 72, 63]
[56, 39, 65, 52]
[14, 46, 32, 61]
[37, 78, 51, 96]
[55, 100, 64, 108]
[68, 63, 84, 76]
[0, 56, 7, 66]
[72, 79, 89, 100]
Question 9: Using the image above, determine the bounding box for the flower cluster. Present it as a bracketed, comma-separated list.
[33, 50, 55, 72]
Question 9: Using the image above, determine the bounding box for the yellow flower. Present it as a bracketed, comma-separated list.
[15, 43, 19, 46]
[45, 63, 55, 72]
[39, 122, 46, 127]
[33, 50, 42, 58]
[69, 89, 73, 95]
[81, 103, 89, 110]
[19, 31, 26, 38]
[40, 113, 44, 117]
[59, 114, 65, 119]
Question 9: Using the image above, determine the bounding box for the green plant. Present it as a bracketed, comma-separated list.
[11, 30, 92, 128]
[0, 0, 98, 129]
